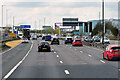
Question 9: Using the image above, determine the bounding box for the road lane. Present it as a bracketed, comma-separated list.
[2, 41, 32, 78]
[9, 39, 67, 78]
[7, 39, 119, 79]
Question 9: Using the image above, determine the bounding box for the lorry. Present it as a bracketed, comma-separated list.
[45, 35, 51, 41]
[23, 29, 30, 40]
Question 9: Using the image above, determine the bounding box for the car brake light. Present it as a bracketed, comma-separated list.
[47, 45, 50, 47]
[39, 45, 42, 47]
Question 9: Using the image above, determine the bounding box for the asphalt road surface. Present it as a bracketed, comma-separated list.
[3, 38, 120, 80]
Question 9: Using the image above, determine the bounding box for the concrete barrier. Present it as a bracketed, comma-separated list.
[83, 41, 108, 50]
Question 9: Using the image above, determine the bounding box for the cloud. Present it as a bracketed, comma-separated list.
[0, 2, 118, 29]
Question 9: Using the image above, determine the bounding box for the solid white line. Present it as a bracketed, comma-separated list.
[3, 41, 33, 79]
[88, 54, 92, 57]
[119, 69, 120, 71]
[100, 60, 105, 63]
[60, 61, 63, 64]
[56, 55, 59, 58]
[64, 70, 70, 75]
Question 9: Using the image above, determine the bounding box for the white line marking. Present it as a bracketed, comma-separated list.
[64, 70, 70, 75]
[66, 45, 68, 46]
[100, 60, 105, 63]
[80, 51, 83, 53]
[60, 61, 63, 64]
[52, 49, 54, 51]
[54, 52, 56, 53]
[56, 55, 59, 58]
[88, 54, 92, 57]
[119, 69, 120, 71]
[3, 41, 33, 79]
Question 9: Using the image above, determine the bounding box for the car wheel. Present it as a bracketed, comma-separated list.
[103, 53, 105, 59]
[38, 48, 40, 52]
[107, 55, 110, 61]
[48, 49, 51, 52]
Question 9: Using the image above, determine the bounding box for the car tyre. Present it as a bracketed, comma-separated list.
[38, 48, 40, 52]
[107, 55, 110, 61]
[103, 53, 105, 59]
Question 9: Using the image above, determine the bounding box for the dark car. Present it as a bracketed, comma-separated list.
[51, 38, 59, 45]
[65, 37, 73, 44]
[42, 36, 46, 40]
[38, 42, 51, 52]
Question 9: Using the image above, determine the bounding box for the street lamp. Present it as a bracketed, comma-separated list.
[102, 0, 105, 44]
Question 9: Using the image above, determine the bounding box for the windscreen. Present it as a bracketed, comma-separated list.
[111, 47, 120, 50]
[40, 42, 49, 45]
[67, 38, 72, 40]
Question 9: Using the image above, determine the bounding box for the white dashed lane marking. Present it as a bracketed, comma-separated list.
[56, 55, 59, 58]
[100, 60, 105, 63]
[80, 51, 83, 53]
[60, 61, 63, 64]
[64, 70, 70, 75]
[54, 52, 56, 54]
[88, 54, 92, 57]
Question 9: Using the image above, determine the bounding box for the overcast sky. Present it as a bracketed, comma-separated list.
[0, 0, 119, 29]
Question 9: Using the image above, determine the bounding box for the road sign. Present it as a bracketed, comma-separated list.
[8, 33, 16, 37]
[14, 31, 18, 34]
[5, 34, 8, 36]
[21, 25, 31, 28]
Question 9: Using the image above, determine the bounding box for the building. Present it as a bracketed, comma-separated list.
[42, 26, 52, 30]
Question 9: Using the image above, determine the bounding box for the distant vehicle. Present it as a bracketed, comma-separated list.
[32, 35, 37, 40]
[92, 36, 100, 42]
[100, 37, 110, 44]
[22, 38, 29, 43]
[42, 35, 46, 40]
[84, 37, 93, 42]
[51, 38, 60, 45]
[72, 39, 83, 46]
[45, 35, 51, 41]
[38, 42, 51, 52]
[103, 45, 120, 60]
[23, 29, 30, 40]
[65, 37, 73, 44]
[74, 35, 80, 40]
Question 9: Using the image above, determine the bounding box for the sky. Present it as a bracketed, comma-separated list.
[0, 0, 119, 29]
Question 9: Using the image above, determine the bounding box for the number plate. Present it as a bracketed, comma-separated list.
[42, 48, 47, 50]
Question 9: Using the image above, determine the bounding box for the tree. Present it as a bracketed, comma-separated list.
[91, 22, 119, 37]
[54, 29, 62, 34]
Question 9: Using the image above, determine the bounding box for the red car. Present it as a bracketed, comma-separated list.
[72, 39, 83, 46]
[103, 45, 120, 60]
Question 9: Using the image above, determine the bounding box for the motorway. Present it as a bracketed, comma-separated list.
[2, 38, 120, 80]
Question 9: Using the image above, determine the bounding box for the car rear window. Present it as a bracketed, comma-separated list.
[111, 47, 120, 50]
[67, 38, 72, 40]
[75, 40, 81, 42]
[53, 38, 58, 40]
[40, 42, 49, 45]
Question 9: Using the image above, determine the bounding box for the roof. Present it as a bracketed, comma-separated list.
[109, 45, 120, 48]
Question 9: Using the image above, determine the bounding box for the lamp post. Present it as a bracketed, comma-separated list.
[102, 0, 105, 44]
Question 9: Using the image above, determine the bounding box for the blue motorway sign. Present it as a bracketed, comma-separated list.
[21, 25, 31, 28]
[14, 31, 18, 34]
[5, 34, 8, 36]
